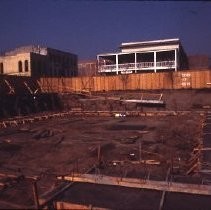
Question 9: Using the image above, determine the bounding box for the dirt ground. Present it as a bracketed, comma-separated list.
[0, 112, 205, 209]
[61, 89, 211, 112]
[0, 89, 211, 209]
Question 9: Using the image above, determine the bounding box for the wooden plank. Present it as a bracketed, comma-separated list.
[191, 71, 196, 89]
[93, 76, 97, 92]
[105, 76, 110, 91]
[163, 73, 168, 89]
[159, 168, 170, 210]
[142, 73, 147, 89]
[157, 73, 162, 89]
[56, 202, 110, 210]
[139, 74, 143, 89]
[195, 71, 201, 89]
[194, 148, 211, 151]
[89, 76, 94, 91]
[127, 74, 132, 90]
[205, 71, 211, 88]
[136, 74, 141, 90]
[99, 75, 105, 91]
[58, 173, 211, 196]
[146, 73, 151, 89]
[204, 70, 210, 88]
[152, 73, 158, 89]
[99, 76, 103, 91]
[198, 70, 204, 88]
[108, 76, 115, 91]
[128, 74, 134, 90]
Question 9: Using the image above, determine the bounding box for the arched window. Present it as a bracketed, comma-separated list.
[25, 60, 29, 72]
[18, 61, 23, 72]
[0, 62, 3, 74]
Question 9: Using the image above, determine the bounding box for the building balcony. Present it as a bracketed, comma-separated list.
[98, 60, 175, 74]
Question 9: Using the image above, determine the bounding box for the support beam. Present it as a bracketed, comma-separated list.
[175, 49, 177, 71]
[58, 173, 211, 196]
[194, 148, 211, 151]
[24, 81, 33, 94]
[115, 54, 118, 75]
[154, 51, 157, 73]
[38, 166, 95, 208]
[159, 168, 170, 210]
[56, 202, 108, 210]
[32, 181, 40, 210]
[135, 53, 137, 73]
[4, 79, 15, 94]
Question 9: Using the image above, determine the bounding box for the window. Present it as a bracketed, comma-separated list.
[25, 60, 29, 72]
[0, 62, 3, 74]
[18, 61, 23, 72]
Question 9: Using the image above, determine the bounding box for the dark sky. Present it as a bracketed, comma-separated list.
[0, 0, 211, 60]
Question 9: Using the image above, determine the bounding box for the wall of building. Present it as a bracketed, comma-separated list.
[47, 48, 78, 77]
[30, 53, 47, 78]
[0, 53, 31, 76]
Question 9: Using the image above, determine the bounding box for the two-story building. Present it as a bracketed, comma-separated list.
[0, 45, 78, 77]
[97, 38, 188, 75]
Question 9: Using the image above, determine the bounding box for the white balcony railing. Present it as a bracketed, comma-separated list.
[99, 60, 175, 73]
[156, 61, 175, 67]
[136, 62, 154, 69]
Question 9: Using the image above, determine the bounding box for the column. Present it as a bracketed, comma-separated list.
[116, 54, 119, 75]
[154, 51, 157, 73]
[175, 49, 177, 72]
[135, 53, 137, 73]
[97, 55, 100, 74]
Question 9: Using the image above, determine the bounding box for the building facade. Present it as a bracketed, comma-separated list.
[0, 45, 78, 77]
[97, 38, 188, 75]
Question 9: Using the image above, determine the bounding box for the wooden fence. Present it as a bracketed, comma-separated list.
[0, 69, 210, 95]
[39, 69, 211, 93]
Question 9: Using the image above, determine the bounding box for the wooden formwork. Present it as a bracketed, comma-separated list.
[58, 173, 211, 195]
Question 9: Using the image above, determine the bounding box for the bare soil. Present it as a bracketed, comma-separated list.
[0, 112, 204, 209]
[0, 89, 211, 209]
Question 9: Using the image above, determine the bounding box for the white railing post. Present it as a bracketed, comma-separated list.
[154, 51, 157, 73]
[175, 49, 177, 72]
[116, 54, 118, 75]
[97, 55, 100, 74]
[135, 53, 137, 73]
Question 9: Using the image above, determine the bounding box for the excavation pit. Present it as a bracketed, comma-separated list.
[0, 112, 207, 209]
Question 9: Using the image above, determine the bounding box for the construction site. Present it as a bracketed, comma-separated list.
[0, 69, 211, 210]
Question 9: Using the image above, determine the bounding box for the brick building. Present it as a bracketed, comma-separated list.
[0, 45, 78, 77]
